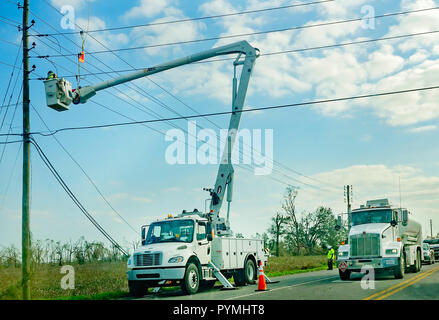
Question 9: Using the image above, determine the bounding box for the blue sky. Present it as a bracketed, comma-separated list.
[1, 0, 439, 251]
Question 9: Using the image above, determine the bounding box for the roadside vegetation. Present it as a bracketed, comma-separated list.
[0, 186, 340, 299]
[0, 255, 326, 300]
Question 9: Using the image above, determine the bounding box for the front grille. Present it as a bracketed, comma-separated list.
[134, 252, 162, 267]
[350, 233, 380, 257]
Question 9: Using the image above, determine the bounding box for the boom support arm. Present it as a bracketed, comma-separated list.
[207, 50, 257, 235]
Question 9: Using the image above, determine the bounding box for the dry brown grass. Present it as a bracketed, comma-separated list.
[0, 262, 128, 300]
[0, 255, 326, 299]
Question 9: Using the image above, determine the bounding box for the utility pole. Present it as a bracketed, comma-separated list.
[344, 185, 352, 228]
[21, 0, 31, 300]
[431, 219, 433, 238]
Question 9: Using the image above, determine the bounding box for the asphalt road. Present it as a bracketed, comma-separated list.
[129, 263, 439, 300]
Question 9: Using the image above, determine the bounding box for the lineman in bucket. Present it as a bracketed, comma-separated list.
[327, 245, 335, 270]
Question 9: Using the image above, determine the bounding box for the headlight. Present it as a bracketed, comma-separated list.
[168, 256, 184, 263]
[338, 251, 348, 257]
[385, 249, 398, 255]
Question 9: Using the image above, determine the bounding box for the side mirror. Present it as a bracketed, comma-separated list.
[141, 225, 148, 245]
[402, 210, 408, 226]
[335, 215, 342, 231]
[391, 220, 397, 227]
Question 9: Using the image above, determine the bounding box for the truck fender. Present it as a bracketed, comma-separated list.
[244, 253, 257, 268]
[186, 255, 202, 280]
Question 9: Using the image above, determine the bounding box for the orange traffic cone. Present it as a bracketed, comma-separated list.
[255, 261, 268, 291]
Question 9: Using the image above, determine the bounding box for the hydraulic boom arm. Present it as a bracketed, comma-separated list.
[44, 40, 259, 236]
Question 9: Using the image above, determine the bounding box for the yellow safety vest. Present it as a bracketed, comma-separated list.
[328, 249, 335, 260]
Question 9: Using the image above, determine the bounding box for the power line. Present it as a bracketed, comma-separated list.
[0, 139, 23, 144]
[31, 103, 139, 235]
[30, 29, 439, 79]
[32, 6, 439, 57]
[36, 0, 335, 35]
[30, 137, 129, 256]
[30, 36, 314, 190]
[32, 8, 334, 192]
[10, 84, 438, 137]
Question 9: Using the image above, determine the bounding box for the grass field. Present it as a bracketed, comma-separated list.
[0, 255, 326, 300]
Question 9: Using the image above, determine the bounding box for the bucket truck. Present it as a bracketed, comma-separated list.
[43, 41, 268, 296]
[336, 199, 423, 280]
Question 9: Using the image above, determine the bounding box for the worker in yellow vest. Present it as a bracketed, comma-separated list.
[47, 70, 57, 80]
[327, 246, 335, 270]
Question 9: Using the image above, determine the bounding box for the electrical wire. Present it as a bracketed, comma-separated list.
[36, 0, 335, 35]
[32, 6, 439, 57]
[11, 84, 438, 137]
[30, 137, 129, 256]
[31, 103, 139, 235]
[30, 29, 439, 78]
[35, 1, 339, 191]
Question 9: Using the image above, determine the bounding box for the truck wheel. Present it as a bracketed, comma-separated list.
[234, 258, 257, 286]
[339, 269, 351, 281]
[244, 259, 257, 284]
[394, 253, 405, 279]
[128, 281, 148, 298]
[181, 263, 200, 295]
[415, 250, 422, 272]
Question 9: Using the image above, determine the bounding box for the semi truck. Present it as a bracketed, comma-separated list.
[336, 199, 423, 280]
[43, 40, 268, 296]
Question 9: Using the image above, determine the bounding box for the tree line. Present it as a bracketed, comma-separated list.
[0, 236, 134, 268]
[265, 186, 348, 256]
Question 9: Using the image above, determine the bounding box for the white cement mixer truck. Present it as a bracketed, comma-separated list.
[336, 199, 423, 280]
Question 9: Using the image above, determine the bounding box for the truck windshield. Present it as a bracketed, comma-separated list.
[145, 219, 194, 244]
[351, 209, 392, 226]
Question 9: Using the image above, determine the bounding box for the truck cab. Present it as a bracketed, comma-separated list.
[127, 212, 216, 296]
[337, 199, 423, 280]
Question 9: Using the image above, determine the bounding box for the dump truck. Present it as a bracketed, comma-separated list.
[336, 199, 423, 280]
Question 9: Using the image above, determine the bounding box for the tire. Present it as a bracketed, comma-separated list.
[181, 263, 200, 295]
[394, 253, 405, 279]
[415, 250, 422, 272]
[128, 281, 148, 298]
[234, 258, 257, 286]
[244, 259, 257, 285]
[339, 269, 351, 281]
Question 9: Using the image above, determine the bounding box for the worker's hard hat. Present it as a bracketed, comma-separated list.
[47, 70, 53, 74]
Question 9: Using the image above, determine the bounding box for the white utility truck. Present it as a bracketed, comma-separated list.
[43, 41, 268, 296]
[336, 199, 423, 280]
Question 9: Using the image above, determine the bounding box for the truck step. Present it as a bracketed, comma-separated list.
[208, 261, 235, 290]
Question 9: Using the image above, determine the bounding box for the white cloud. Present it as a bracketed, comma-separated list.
[407, 125, 437, 133]
[123, 0, 170, 19]
[76, 16, 129, 51]
[51, 0, 95, 9]
[128, 7, 205, 57]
